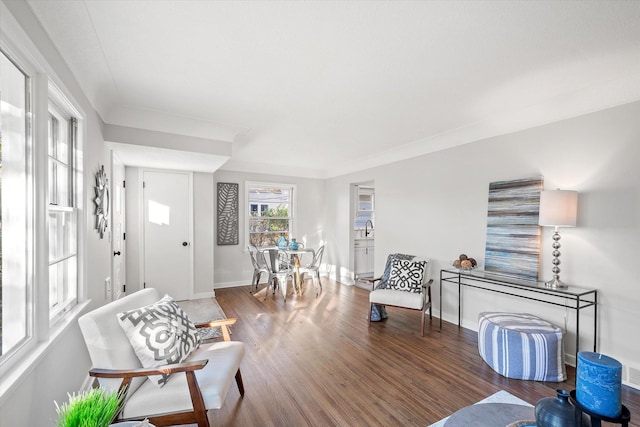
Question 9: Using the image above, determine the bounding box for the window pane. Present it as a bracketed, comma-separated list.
[55, 162, 69, 207]
[49, 210, 76, 262]
[247, 184, 293, 248]
[49, 256, 77, 314]
[1, 50, 30, 356]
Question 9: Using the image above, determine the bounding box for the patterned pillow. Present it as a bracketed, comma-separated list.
[387, 259, 426, 293]
[117, 295, 200, 387]
[379, 253, 414, 289]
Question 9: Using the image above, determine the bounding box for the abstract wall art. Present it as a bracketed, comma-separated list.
[217, 182, 239, 245]
[484, 176, 544, 280]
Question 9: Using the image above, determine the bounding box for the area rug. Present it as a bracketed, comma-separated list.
[428, 390, 532, 427]
[177, 297, 228, 341]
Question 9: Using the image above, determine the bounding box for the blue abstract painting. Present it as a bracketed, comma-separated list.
[484, 177, 543, 280]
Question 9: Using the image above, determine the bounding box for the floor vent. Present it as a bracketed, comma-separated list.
[627, 366, 640, 389]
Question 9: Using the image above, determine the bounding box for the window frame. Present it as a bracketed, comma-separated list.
[354, 186, 375, 229]
[47, 98, 79, 323]
[0, 11, 87, 387]
[0, 45, 35, 365]
[245, 181, 296, 249]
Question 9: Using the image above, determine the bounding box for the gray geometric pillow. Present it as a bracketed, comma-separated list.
[117, 295, 200, 387]
[387, 259, 426, 293]
[378, 253, 414, 289]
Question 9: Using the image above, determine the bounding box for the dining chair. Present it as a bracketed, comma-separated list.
[299, 245, 325, 297]
[262, 249, 295, 302]
[248, 245, 270, 292]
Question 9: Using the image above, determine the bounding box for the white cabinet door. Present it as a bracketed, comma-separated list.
[355, 240, 374, 277]
[355, 246, 367, 275]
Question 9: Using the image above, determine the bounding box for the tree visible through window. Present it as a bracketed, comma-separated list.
[247, 183, 295, 248]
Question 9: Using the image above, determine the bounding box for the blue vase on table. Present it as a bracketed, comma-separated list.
[289, 238, 298, 250]
[277, 236, 288, 249]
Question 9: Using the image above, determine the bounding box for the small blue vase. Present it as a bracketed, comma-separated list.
[277, 236, 288, 249]
[289, 239, 298, 250]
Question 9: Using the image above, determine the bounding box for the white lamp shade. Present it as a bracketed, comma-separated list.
[539, 190, 578, 227]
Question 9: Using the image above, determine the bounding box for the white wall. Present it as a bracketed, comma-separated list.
[324, 100, 640, 377]
[193, 172, 215, 296]
[213, 170, 326, 287]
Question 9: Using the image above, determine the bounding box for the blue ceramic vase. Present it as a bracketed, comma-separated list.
[535, 389, 591, 427]
[289, 238, 298, 250]
[277, 236, 288, 249]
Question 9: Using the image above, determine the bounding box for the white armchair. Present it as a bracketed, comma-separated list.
[367, 254, 433, 336]
[78, 288, 245, 427]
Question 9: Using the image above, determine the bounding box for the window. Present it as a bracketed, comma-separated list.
[246, 182, 295, 248]
[0, 41, 83, 369]
[354, 186, 375, 229]
[48, 104, 78, 322]
[0, 49, 31, 358]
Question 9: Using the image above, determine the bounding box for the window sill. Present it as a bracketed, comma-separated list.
[0, 299, 91, 404]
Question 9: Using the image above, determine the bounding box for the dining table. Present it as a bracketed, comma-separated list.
[259, 246, 315, 296]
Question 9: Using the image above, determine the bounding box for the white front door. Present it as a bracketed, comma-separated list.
[111, 152, 126, 299]
[143, 170, 193, 300]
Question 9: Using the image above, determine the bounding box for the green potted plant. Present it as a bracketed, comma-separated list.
[54, 388, 125, 427]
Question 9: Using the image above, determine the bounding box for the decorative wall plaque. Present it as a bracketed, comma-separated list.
[217, 182, 239, 245]
[94, 165, 109, 239]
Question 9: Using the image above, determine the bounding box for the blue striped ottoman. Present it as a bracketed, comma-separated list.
[478, 312, 566, 382]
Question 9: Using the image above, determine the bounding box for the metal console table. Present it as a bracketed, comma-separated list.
[439, 269, 598, 356]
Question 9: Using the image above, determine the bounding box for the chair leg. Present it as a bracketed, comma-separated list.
[252, 271, 261, 292]
[316, 271, 322, 295]
[368, 303, 373, 327]
[421, 307, 426, 337]
[235, 369, 245, 397]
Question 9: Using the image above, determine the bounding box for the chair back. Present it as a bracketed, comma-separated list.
[310, 245, 325, 268]
[261, 248, 291, 272]
[78, 288, 161, 396]
[248, 245, 268, 270]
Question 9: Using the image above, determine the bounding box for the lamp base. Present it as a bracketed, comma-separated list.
[545, 278, 568, 289]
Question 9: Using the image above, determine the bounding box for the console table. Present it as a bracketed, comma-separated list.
[439, 269, 598, 356]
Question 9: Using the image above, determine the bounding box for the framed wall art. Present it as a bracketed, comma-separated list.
[484, 176, 543, 280]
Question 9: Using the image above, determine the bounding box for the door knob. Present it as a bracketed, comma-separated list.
[182, 242, 188, 246]
[114, 251, 121, 256]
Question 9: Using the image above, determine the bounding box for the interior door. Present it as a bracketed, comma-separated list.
[143, 170, 192, 300]
[111, 152, 126, 299]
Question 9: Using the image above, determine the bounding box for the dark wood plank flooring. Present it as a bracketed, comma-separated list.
[204, 279, 639, 426]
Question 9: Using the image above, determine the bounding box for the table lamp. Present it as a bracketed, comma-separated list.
[538, 189, 578, 289]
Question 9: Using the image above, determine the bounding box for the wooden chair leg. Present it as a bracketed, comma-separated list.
[368, 304, 373, 327]
[235, 369, 245, 396]
[421, 308, 426, 337]
[185, 371, 210, 427]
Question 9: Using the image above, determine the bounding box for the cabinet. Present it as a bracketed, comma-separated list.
[354, 239, 374, 278]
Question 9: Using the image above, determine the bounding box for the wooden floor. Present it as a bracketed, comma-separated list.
[203, 278, 640, 427]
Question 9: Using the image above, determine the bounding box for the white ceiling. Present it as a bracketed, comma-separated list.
[28, 1, 640, 178]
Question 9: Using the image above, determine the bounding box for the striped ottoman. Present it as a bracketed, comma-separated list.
[478, 312, 566, 382]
